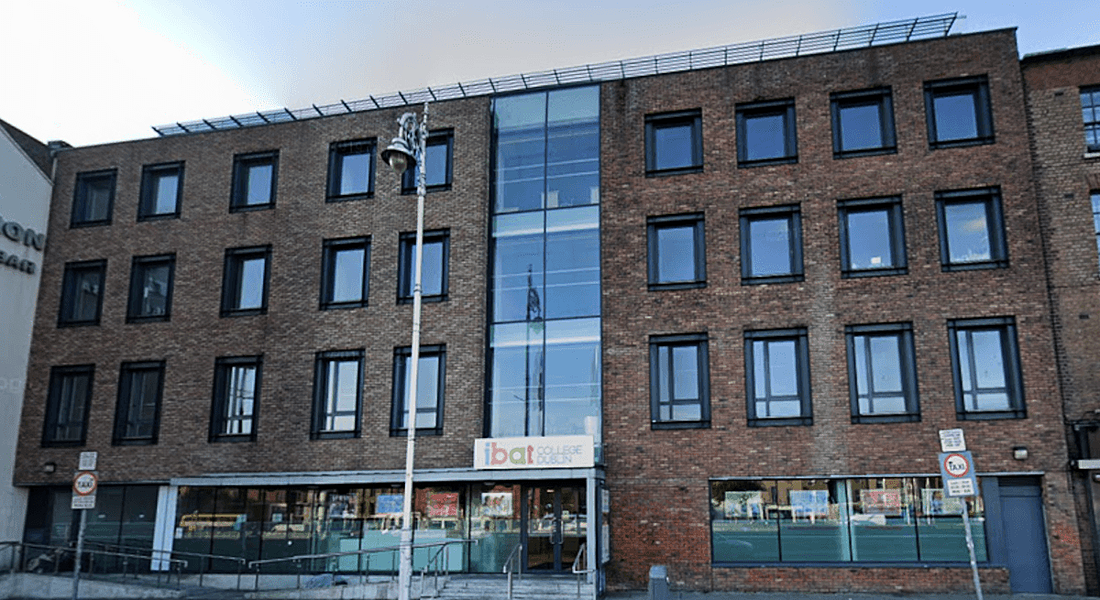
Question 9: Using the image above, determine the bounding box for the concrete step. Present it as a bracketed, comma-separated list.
[434, 575, 592, 600]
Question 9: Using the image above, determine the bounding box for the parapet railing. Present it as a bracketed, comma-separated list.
[0, 541, 188, 588]
[83, 541, 248, 590]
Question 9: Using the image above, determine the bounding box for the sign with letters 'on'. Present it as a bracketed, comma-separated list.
[474, 435, 595, 470]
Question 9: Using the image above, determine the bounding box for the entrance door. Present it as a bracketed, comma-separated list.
[999, 477, 1053, 593]
[526, 485, 585, 571]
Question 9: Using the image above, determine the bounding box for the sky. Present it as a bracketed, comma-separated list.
[3, 0, 1098, 147]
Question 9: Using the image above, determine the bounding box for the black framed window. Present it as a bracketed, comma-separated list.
[745, 328, 812, 426]
[1092, 191, 1100, 266]
[645, 110, 703, 175]
[71, 169, 116, 227]
[398, 230, 448, 303]
[1083, 87, 1100, 153]
[647, 213, 705, 289]
[138, 162, 183, 220]
[221, 246, 271, 316]
[311, 350, 363, 439]
[391, 345, 445, 436]
[831, 88, 896, 158]
[948, 317, 1025, 420]
[210, 356, 261, 442]
[42, 365, 94, 447]
[736, 99, 797, 166]
[846, 323, 919, 423]
[320, 237, 370, 309]
[924, 76, 994, 148]
[402, 131, 453, 193]
[649, 334, 710, 429]
[327, 139, 374, 201]
[935, 187, 1007, 271]
[838, 197, 907, 277]
[58, 259, 106, 327]
[740, 205, 803, 284]
[127, 254, 175, 322]
[230, 151, 278, 211]
[113, 361, 164, 445]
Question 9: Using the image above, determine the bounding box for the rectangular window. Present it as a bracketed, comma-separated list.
[320, 237, 369, 309]
[42, 365, 94, 446]
[710, 477, 987, 563]
[327, 139, 374, 201]
[1084, 87, 1100, 153]
[230, 151, 278, 211]
[647, 213, 705, 289]
[127, 254, 175, 322]
[948, 317, 1025, 420]
[210, 356, 261, 442]
[745, 328, 811, 426]
[113, 361, 164, 445]
[649, 334, 710, 429]
[846, 323, 919, 423]
[402, 130, 453, 193]
[138, 162, 183, 220]
[392, 345, 446, 436]
[72, 169, 116, 227]
[935, 187, 1007, 271]
[398, 230, 448, 303]
[831, 88, 896, 158]
[58, 259, 106, 327]
[1093, 191, 1100, 265]
[740, 205, 803, 284]
[736, 99, 797, 166]
[838, 197, 907, 277]
[221, 246, 271, 316]
[924, 76, 994, 148]
[311, 350, 363, 439]
[645, 110, 703, 175]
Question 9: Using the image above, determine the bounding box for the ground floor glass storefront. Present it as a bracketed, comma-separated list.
[710, 477, 987, 564]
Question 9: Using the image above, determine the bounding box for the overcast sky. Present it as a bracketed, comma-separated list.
[4, 0, 1098, 147]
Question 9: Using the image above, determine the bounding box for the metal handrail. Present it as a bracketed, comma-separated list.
[419, 539, 477, 598]
[571, 542, 595, 599]
[12, 541, 187, 588]
[503, 542, 523, 600]
[84, 541, 247, 589]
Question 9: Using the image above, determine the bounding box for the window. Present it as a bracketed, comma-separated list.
[311, 350, 363, 439]
[210, 356, 261, 442]
[649, 334, 710, 429]
[230, 151, 278, 211]
[58, 260, 106, 326]
[398, 230, 448, 303]
[645, 110, 703, 175]
[1093, 191, 1100, 264]
[924, 76, 993, 148]
[846, 323, 919, 423]
[948, 317, 1025, 420]
[647, 213, 705, 289]
[831, 88, 896, 157]
[402, 130, 453, 193]
[138, 162, 183, 220]
[736, 99, 797, 166]
[391, 345, 446, 436]
[113, 361, 164, 445]
[327, 139, 374, 201]
[221, 246, 271, 316]
[935, 187, 1007, 270]
[72, 169, 116, 227]
[740, 205, 803, 284]
[1084, 87, 1100, 153]
[42, 365, 94, 446]
[838, 197, 907, 277]
[745, 328, 811, 426]
[321, 238, 369, 309]
[127, 255, 175, 322]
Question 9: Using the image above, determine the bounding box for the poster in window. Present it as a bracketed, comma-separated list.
[377, 493, 403, 515]
[921, 488, 964, 515]
[724, 491, 764, 519]
[427, 492, 459, 517]
[481, 492, 513, 517]
[789, 490, 829, 518]
[860, 489, 903, 516]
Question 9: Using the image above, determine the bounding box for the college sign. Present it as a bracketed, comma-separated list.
[474, 435, 595, 470]
[0, 213, 46, 275]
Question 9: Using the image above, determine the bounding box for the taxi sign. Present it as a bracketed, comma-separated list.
[71, 471, 98, 509]
[938, 451, 978, 497]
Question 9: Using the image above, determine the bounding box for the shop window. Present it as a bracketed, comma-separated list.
[113, 361, 164, 445]
[745, 328, 812, 426]
[210, 356, 261, 442]
[1084, 87, 1100, 153]
[831, 88, 895, 157]
[230, 151, 278, 211]
[311, 349, 363, 439]
[138, 162, 183, 220]
[58, 259, 106, 327]
[72, 169, 116, 227]
[42, 364, 94, 446]
[320, 237, 369, 309]
[645, 110, 703, 175]
[924, 76, 993, 148]
[221, 246, 271, 316]
[391, 345, 445, 436]
[948, 317, 1025, 420]
[736, 99, 797, 166]
[398, 230, 448, 303]
[403, 130, 453, 193]
[846, 323, 919, 423]
[327, 139, 374, 201]
[127, 254, 175, 322]
[838, 197, 907, 277]
[649, 334, 710, 429]
[647, 213, 705, 289]
[935, 187, 1007, 271]
[740, 205, 803, 284]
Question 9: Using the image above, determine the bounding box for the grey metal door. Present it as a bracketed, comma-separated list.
[999, 477, 1052, 593]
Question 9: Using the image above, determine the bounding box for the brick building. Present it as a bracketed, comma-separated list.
[10, 14, 1093, 596]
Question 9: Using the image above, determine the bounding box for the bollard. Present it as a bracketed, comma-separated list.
[648, 565, 669, 600]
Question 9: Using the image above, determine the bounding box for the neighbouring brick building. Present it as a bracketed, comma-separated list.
[9, 14, 1097, 597]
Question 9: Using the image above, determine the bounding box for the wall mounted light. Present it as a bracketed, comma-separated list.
[43, 462, 56, 474]
[1013, 446, 1029, 461]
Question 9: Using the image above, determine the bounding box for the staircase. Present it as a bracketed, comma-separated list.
[434, 574, 594, 600]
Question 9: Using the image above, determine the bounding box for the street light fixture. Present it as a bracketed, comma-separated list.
[382, 102, 429, 600]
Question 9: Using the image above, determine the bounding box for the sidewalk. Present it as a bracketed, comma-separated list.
[605, 592, 1100, 600]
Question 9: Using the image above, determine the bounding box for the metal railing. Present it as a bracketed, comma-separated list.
[571, 542, 595, 600]
[503, 542, 523, 600]
[1, 541, 188, 588]
[83, 541, 248, 590]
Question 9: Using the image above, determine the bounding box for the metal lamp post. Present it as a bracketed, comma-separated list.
[381, 102, 429, 600]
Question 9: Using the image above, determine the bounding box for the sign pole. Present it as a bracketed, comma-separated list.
[72, 508, 86, 600]
[961, 497, 983, 600]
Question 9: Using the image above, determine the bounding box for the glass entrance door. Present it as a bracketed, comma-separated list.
[526, 484, 585, 571]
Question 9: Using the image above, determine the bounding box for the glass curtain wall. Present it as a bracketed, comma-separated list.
[488, 86, 601, 449]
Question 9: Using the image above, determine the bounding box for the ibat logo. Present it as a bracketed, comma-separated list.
[474, 436, 595, 470]
[485, 441, 535, 466]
